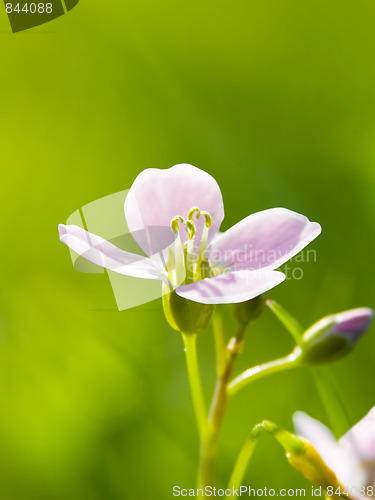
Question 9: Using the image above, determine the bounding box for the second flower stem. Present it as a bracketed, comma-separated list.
[228, 353, 301, 397]
[199, 325, 246, 488]
[185, 315, 301, 489]
[200, 347, 301, 487]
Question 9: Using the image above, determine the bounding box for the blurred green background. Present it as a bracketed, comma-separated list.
[1, 1, 375, 498]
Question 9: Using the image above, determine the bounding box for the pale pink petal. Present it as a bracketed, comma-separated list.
[59, 224, 166, 281]
[208, 208, 321, 271]
[340, 408, 375, 462]
[175, 270, 285, 304]
[124, 164, 224, 255]
[293, 412, 356, 486]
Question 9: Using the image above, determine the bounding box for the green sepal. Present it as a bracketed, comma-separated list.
[298, 335, 351, 365]
[296, 317, 351, 365]
[163, 287, 215, 334]
[266, 299, 304, 344]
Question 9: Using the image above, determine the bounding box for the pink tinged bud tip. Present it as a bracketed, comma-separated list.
[332, 308, 374, 341]
[298, 307, 374, 365]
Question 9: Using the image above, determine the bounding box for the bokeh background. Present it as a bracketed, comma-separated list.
[1, 1, 375, 498]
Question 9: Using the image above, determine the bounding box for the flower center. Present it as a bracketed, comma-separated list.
[167, 207, 213, 287]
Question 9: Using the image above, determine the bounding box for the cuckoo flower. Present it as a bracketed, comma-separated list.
[294, 409, 375, 496]
[58, 164, 321, 306]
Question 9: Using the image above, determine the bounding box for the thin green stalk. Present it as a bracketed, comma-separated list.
[199, 349, 232, 487]
[182, 333, 207, 439]
[213, 313, 226, 377]
[266, 300, 304, 346]
[228, 421, 306, 492]
[228, 434, 258, 491]
[199, 325, 246, 487]
[228, 353, 301, 397]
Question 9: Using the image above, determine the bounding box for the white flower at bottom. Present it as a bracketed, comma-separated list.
[294, 409, 375, 497]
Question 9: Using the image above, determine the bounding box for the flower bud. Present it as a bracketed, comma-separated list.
[287, 441, 342, 491]
[251, 421, 341, 490]
[248, 421, 343, 494]
[162, 288, 215, 334]
[296, 308, 373, 365]
[233, 294, 265, 326]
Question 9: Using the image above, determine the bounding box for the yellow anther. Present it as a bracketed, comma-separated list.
[188, 207, 212, 228]
[185, 220, 196, 240]
[170, 216, 185, 233]
[198, 210, 212, 228]
[188, 207, 201, 220]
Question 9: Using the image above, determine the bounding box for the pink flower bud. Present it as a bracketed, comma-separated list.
[297, 308, 373, 365]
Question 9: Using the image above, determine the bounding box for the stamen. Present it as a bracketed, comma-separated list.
[170, 216, 186, 286]
[188, 207, 212, 228]
[185, 220, 196, 240]
[185, 219, 197, 284]
[188, 207, 200, 220]
[168, 209, 214, 286]
[171, 216, 184, 233]
[197, 210, 212, 228]
[197, 220, 210, 266]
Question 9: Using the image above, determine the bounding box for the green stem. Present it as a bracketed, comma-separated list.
[199, 357, 231, 487]
[199, 325, 246, 488]
[213, 313, 226, 377]
[228, 353, 301, 397]
[199, 326, 299, 488]
[228, 421, 306, 491]
[228, 434, 258, 491]
[182, 333, 207, 439]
